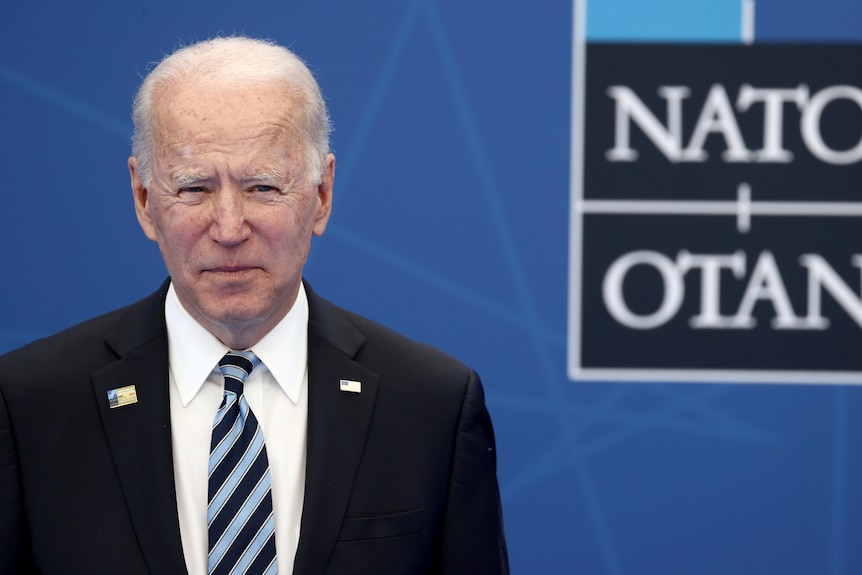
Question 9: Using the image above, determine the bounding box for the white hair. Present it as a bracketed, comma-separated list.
[131, 36, 331, 187]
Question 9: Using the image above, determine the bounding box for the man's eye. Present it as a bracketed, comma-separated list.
[251, 185, 277, 192]
[179, 186, 206, 193]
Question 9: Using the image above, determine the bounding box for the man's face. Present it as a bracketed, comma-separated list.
[130, 81, 333, 349]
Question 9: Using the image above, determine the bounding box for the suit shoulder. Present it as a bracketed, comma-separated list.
[359, 311, 469, 372]
[1, 308, 124, 365]
[308, 291, 474, 386]
[0, 284, 168, 378]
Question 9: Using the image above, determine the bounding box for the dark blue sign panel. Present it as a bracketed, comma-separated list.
[569, 2, 862, 382]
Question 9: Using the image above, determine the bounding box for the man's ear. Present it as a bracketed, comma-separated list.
[313, 153, 335, 236]
[129, 157, 158, 242]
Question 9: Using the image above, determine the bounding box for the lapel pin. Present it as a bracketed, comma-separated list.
[107, 385, 138, 409]
[339, 379, 362, 394]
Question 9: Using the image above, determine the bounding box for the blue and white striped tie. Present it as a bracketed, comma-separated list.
[208, 350, 278, 575]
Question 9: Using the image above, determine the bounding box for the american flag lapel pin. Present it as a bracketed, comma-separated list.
[339, 379, 362, 394]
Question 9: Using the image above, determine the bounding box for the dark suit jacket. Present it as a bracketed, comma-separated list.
[0, 281, 508, 574]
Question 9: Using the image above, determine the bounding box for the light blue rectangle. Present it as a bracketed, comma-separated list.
[587, 0, 745, 42]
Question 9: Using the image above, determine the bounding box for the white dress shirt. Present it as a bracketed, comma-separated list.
[165, 282, 309, 575]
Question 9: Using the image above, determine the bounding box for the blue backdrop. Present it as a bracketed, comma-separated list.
[2, 1, 862, 573]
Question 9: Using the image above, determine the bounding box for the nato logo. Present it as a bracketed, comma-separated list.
[568, 0, 862, 383]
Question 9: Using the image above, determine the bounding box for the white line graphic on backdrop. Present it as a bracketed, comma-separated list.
[579, 183, 862, 233]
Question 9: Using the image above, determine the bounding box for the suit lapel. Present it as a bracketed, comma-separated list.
[92, 282, 187, 574]
[292, 287, 379, 575]
[90, 282, 380, 574]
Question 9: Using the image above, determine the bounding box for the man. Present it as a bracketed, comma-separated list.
[0, 37, 508, 574]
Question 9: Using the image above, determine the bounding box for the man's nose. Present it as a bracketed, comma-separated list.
[209, 189, 250, 245]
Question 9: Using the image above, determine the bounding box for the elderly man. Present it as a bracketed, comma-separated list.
[0, 37, 508, 574]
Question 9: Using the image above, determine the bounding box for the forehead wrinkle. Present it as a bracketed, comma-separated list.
[154, 94, 301, 148]
[149, 88, 310, 189]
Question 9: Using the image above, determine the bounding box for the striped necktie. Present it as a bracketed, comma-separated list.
[207, 350, 278, 575]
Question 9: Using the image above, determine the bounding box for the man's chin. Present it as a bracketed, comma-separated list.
[200, 302, 269, 329]
[177, 282, 297, 339]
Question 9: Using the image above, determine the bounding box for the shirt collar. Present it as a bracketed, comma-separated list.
[165, 282, 309, 407]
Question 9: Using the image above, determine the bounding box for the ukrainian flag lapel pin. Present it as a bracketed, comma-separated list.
[107, 385, 139, 408]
